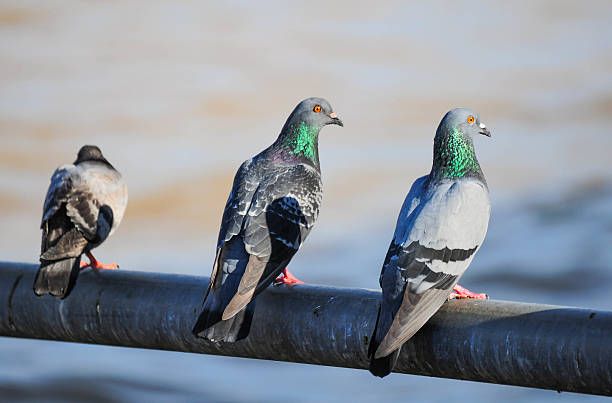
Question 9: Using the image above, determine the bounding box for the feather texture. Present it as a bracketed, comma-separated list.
[193, 97, 342, 343]
[34, 149, 127, 298]
[372, 177, 490, 361]
[194, 154, 322, 341]
[370, 108, 492, 377]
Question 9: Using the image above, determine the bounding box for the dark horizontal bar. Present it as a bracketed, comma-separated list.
[0, 262, 610, 396]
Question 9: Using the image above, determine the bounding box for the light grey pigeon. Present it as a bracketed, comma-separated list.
[33, 145, 128, 298]
[369, 108, 491, 377]
[192, 97, 342, 343]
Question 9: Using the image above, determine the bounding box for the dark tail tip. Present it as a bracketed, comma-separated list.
[368, 349, 400, 378]
[367, 304, 399, 378]
[192, 304, 253, 343]
[192, 308, 221, 337]
[33, 258, 80, 299]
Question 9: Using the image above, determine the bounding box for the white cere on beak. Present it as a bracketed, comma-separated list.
[329, 112, 338, 119]
[479, 122, 486, 129]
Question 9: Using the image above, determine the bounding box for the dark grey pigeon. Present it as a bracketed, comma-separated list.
[369, 108, 491, 377]
[192, 97, 342, 343]
[33, 145, 128, 298]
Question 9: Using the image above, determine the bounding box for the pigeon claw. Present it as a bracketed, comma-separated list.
[448, 284, 488, 300]
[83, 252, 120, 270]
[91, 261, 119, 270]
[274, 268, 304, 286]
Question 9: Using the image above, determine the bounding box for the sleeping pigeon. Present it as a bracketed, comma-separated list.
[33, 145, 128, 298]
[368, 108, 491, 377]
[192, 97, 342, 343]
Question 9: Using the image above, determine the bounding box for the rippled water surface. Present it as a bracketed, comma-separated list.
[1, 1, 611, 402]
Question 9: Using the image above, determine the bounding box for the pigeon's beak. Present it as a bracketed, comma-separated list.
[328, 112, 343, 127]
[478, 122, 491, 137]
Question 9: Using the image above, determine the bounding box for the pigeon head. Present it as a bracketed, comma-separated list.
[285, 97, 343, 129]
[74, 145, 112, 167]
[432, 108, 490, 179]
[278, 97, 342, 164]
[438, 108, 490, 139]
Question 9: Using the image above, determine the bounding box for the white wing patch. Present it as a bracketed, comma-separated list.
[423, 254, 478, 276]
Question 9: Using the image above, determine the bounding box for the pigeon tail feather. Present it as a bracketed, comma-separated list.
[369, 348, 400, 378]
[192, 290, 253, 343]
[368, 303, 400, 378]
[33, 257, 81, 298]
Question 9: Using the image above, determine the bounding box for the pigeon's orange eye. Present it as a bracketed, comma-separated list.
[467, 115, 475, 124]
[313, 105, 322, 113]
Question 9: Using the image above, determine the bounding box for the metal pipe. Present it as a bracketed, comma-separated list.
[0, 262, 610, 396]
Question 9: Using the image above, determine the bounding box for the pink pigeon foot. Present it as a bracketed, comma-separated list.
[81, 251, 119, 270]
[448, 284, 488, 300]
[274, 268, 304, 286]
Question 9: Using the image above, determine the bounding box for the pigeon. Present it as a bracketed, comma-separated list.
[368, 108, 491, 377]
[33, 145, 128, 298]
[192, 97, 342, 343]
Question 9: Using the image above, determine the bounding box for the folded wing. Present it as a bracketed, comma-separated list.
[374, 179, 490, 358]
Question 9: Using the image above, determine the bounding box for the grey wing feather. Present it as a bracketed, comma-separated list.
[42, 166, 75, 226]
[42, 164, 103, 241]
[206, 159, 260, 296]
[36, 160, 126, 299]
[222, 254, 266, 320]
[41, 162, 126, 258]
[242, 164, 320, 262]
[375, 244, 459, 357]
[64, 162, 126, 242]
[374, 178, 490, 358]
[65, 191, 103, 241]
[376, 285, 452, 357]
[216, 159, 260, 248]
[223, 164, 321, 318]
[40, 227, 88, 260]
[378, 176, 428, 287]
[39, 166, 92, 260]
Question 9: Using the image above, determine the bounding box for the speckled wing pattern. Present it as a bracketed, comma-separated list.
[215, 159, 261, 249]
[207, 156, 322, 320]
[373, 175, 490, 358]
[40, 165, 92, 261]
[35, 160, 127, 298]
[224, 163, 321, 318]
[40, 162, 127, 260]
[205, 158, 260, 301]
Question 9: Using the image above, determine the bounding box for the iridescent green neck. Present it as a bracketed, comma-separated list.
[285, 121, 319, 162]
[433, 127, 481, 179]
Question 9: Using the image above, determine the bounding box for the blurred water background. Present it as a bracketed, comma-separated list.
[1, 1, 611, 402]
